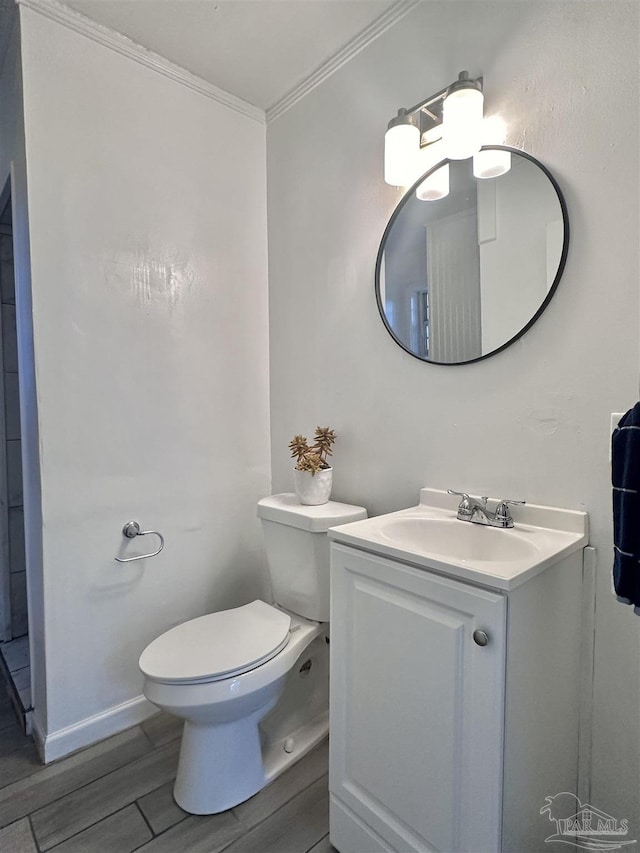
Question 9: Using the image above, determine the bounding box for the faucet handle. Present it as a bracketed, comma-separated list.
[495, 498, 526, 520]
[447, 489, 473, 517]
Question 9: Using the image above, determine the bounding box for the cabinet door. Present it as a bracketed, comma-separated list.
[330, 544, 506, 853]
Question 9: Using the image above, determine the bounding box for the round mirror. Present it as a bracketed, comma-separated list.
[375, 147, 569, 365]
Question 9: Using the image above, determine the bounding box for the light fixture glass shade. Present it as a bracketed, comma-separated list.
[416, 163, 450, 201]
[473, 148, 512, 179]
[384, 122, 420, 186]
[443, 86, 484, 160]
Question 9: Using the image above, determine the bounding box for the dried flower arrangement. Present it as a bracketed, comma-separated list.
[288, 427, 337, 476]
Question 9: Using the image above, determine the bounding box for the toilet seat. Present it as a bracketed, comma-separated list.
[139, 600, 291, 685]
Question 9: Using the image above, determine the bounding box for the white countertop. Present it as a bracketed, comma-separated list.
[328, 488, 589, 592]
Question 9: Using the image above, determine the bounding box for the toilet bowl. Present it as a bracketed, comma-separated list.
[141, 602, 323, 814]
[139, 494, 367, 815]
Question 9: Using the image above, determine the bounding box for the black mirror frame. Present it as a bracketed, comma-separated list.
[374, 146, 570, 366]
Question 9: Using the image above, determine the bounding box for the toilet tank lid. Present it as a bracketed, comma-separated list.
[257, 493, 367, 532]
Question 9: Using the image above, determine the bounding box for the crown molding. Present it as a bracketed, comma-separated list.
[15, 0, 266, 125]
[266, 0, 421, 124]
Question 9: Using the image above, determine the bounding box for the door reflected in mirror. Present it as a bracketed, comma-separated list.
[376, 147, 569, 365]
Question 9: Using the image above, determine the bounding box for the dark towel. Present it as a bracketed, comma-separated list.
[612, 403, 640, 614]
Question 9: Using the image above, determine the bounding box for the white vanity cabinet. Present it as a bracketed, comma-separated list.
[329, 519, 587, 853]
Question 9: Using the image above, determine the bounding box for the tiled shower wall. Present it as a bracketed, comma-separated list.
[0, 209, 26, 639]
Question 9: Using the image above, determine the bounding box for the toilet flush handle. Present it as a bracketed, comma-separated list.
[114, 521, 165, 563]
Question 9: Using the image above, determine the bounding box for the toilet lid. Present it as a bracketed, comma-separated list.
[139, 600, 291, 684]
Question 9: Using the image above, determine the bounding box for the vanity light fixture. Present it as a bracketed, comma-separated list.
[472, 115, 511, 179]
[384, 112, 421, 187]
[473, 147, 512, 179]
[442, 72, 483, 160]
[415, 136, 449, 201]
[415, 163, 450, 201]
[384, 71, 482, 187]
[384, 70, 511, 193]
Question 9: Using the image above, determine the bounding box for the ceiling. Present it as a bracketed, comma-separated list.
[39, 0, 400, 112]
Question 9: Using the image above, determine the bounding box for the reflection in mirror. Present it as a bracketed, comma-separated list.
[376, 147, 569, 365]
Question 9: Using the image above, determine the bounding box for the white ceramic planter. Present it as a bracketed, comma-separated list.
[293, 467, 333, 506]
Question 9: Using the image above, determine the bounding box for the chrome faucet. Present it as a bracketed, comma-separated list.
[447, 490, 525, 529]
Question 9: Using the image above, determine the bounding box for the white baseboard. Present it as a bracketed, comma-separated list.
[30, 708, 46, 762]
[40, 694, 157, 763]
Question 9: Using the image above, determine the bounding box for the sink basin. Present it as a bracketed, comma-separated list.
[328, 488, 589, 591]
[377, 516, 540, 564]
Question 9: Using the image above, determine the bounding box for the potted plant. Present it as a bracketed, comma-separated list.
[289, 426, 337, 505]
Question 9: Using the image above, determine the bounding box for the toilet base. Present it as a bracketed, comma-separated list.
[173, 708, 330, 815]
[174, 711, 268, 814]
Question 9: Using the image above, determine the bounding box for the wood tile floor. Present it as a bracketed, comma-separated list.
[0, 688, 335, 852]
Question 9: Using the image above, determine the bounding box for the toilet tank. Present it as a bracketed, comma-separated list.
[257, 494, 367, 622]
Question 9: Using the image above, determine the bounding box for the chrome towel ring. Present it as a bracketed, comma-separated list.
[115, 520, 165, 563]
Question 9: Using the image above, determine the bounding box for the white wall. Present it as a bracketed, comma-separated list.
[18, 6, 271, 756]
[268, 0, 639, 833]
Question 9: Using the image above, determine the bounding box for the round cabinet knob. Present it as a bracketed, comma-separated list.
[473, 629, 489, 647]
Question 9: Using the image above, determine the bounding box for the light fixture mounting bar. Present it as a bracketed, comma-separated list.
[402, 85, 448, 146]
[403, 84, 449, 119]
[396, 74, 483, 147]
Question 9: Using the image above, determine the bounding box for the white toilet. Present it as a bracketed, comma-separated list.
[139, 493, 367, 815]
